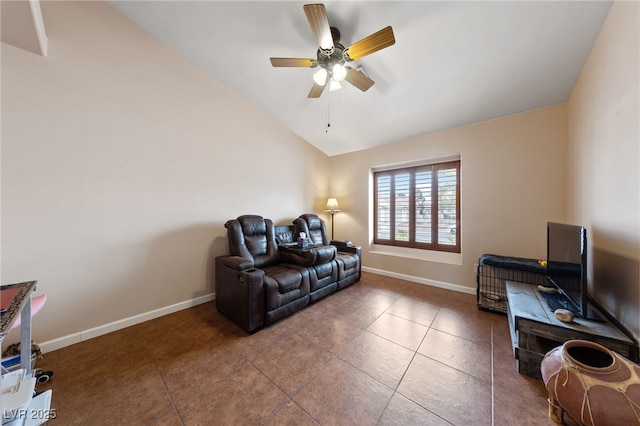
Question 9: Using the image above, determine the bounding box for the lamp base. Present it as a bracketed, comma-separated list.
[330, 212, 335, 240]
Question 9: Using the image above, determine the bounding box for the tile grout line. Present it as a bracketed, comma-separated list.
[371, 295, 434, 425]
[151, 361, 186, 426]
[256, 320, 370, 425]
[371, 307, 452, 425]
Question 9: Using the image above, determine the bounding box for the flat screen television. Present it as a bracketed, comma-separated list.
[544, 222, 602, 321]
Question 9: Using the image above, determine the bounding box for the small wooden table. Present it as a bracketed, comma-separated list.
[506, 281, 637, 380]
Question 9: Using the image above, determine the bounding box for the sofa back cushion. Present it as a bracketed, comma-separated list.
[294, 214, 331, 246]
[274, 225, 294, 244]
[225, 215, 280, 268]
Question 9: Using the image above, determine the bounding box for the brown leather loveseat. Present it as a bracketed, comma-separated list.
[215, 214, 361, 333]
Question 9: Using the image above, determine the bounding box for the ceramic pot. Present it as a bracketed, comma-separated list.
[541, 339, 640, 425]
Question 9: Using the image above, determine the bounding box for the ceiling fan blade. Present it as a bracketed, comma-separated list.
[308, 82, 326, 98]
[270, 58, 316, 67]
[345, 26, 395, 61]
[344, 67, 375, 92]
[303, 4, 334, 51]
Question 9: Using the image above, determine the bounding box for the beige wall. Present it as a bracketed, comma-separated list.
[566, 1, 640, 339]
[3, 0, 638, 350]
[1, 1, 329, 347]
[329, 104, 567, 291]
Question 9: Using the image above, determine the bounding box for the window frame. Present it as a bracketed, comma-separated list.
[373, 160, 460, 253]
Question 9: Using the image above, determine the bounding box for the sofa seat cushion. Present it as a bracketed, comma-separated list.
[262, 264, 310, 311]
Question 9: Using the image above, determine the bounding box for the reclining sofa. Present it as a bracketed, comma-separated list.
[215, 214, 361, 333]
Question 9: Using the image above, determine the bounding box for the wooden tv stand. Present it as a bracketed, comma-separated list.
[506, 281, 637, 380]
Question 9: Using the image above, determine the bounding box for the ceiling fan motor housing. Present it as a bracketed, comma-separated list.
[317, 41, 347, 71]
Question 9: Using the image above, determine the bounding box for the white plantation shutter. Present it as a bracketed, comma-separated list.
[394, 172, 410, 241]
[415, 168, 432, 244]
[437, 165, 458, 247]
[374, 160, 460, 253]
[375, 174, 391, 240]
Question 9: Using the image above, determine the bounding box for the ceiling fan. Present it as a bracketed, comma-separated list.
[270, 3, 395, 98]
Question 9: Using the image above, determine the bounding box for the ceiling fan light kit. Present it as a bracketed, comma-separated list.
[312, 63, 346, 87]
[313, 68, 328, 85]
[332, 63, 347, 82]
[329, 80, 342, 91]
[270, 3, 395, 98]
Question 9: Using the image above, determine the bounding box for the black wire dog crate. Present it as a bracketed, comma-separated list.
[476, 254, 547, 313]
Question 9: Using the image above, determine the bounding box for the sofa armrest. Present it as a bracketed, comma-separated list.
[220, 255, 254, 271]
[215, 256, 265, 333]
[332, 243, 362, 256]
[332, 244, 362, 278]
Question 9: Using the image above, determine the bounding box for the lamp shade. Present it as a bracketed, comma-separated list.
[325, 198, 340, 212]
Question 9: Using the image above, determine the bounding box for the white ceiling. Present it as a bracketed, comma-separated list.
[109, 2, 610, 156]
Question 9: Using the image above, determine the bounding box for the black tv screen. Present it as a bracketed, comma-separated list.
[546, 222, 591, 319]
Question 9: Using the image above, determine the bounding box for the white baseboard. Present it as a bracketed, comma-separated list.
[39, 293, 215, 353]
[362, 266, 475, 295]
[39, 268, 472, 353]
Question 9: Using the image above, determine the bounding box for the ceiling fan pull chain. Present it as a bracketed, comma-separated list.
[326, 88, 331, 132]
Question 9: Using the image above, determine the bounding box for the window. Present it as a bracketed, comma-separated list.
[374, 160, 460, 253]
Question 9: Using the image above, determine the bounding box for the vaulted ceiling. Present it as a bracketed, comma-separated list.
[5, 1, 613, 156]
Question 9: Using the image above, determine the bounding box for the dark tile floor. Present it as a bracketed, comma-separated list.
[36, 272, 557, 425]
